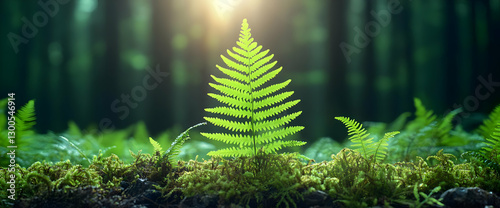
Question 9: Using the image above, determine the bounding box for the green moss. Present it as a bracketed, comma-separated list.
[0, 160, 101, 206]
[162, 152, 304, 207]
[2, 95, 500, 207]
[2, 145, 500, 207]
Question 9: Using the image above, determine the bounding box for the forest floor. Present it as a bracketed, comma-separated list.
[3, 150, 500, 208]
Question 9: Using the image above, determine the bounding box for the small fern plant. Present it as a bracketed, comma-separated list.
[149, 122, 206, 164]
[462, 124, 500, 175]
[481, 124, 500, 157]
[201, 19, 306, 157]
[335, 116, 399, 164]
[15, 99, 37, 141]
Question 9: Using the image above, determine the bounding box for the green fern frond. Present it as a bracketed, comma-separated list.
[208, 93, 251, 109]
[215, 65, 248, 83]
[202, 19, 305, 157]
[203, 117, 251, 132]
[462, 150, 500, 175]
[369, 131, 399, 163]
[205, 106, 252, 119]
[262, 140, 307, 153]
[253, 80, 291, 99]
[149, 137, 163, 153]
[481, 123, 500, 156]
[165, 122, 206, 163]
[209, 83, 251, 101]
[437, 108, 462, 137]
[406, 98, 436, 132]
[414, 98, 436, 125]
[16, 100, 36, 140]
[254, 91, 294, 110]
[478, 104, 500, 138]
[254, 111, 302, 132]
[201, 132, 253, 146]
[336, 116, 397, 163]
[210, 75, 250, 93]
[255, 126, 304, 145]
[207, 146, 254, 157]
[254, 100, 300, 121]
[335, 117, 371, 158]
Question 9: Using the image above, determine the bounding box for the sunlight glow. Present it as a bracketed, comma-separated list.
[212, 0, 243, 20]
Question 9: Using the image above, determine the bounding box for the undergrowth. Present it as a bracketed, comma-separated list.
[2, 146, 499, 207]
[1, 17, 500, 207]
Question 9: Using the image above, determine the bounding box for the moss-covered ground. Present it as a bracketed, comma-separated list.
[1, 148, 499, 208]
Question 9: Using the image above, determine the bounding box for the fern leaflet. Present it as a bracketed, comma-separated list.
[149, 137, 163, 153]
[15, 100, 36, 140]
[481, 123, 500, 157]
[148, 122, 206, 164]
[478, 104, 500, 138]
[370, 131, 399, 163]
[406, 98, 436, 132]
[335, 116, 399, 163]
[202, 19, 305, 157]
[164, 122, 206, 163]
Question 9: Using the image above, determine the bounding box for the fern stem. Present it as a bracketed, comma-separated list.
[249, 53, 256, 156]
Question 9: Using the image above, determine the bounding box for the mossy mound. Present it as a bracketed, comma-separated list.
[1, 148, 499, 208]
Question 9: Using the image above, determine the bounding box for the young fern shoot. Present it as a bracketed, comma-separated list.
[202, 19, 306, 157]
[335, 116, 399, 163]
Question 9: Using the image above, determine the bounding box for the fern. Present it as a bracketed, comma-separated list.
[202, 19, 306, 157]
[406, 98, 436, 132]
[437, 108, 461, 137]
[413, 185, 444, 208]
[414, 98, 436, 125]
[462, 150, 500, 175]
[460, 122, 500, 175]
[60, 136, 92, 164]
[335, 117, 399, 163]
[149, 122, 206, 163]
[478, 104, 500, 138]
[164, 122, 205, 162]
[15, 100, 36, 141]
[149, 137, 163, 153]
[481, 123, 500, 158]
[373, 131, 399, 163]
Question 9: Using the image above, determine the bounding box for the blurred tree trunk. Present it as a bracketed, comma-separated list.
[149, 0, 174, 131]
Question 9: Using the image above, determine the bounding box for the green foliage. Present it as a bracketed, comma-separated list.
[406, 98, 436, 131]
[335, 116, 399, 163]
[378, 98, 473, 162]
[2, 147, 500, 207]
[463, 123, 500, 175]
[59, 136, 92, 164]
[202, 19, 305, 157]
[148, 122, 206, 165]
[149, 137, 163, 152]
[462, 151, 500, 176]
[15, 100, 37, 141]
[0, 100, 43, 167]
[0, 160, 101, 206]
[481, 124, 500, 157]
[170, 153, 305, 208]
[412, 185, 443, 208]
[366, 112, 411, 136]
[478, 104, 500, 138]
[133, 121, 150, 143]
[164, 122, 206, 163]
